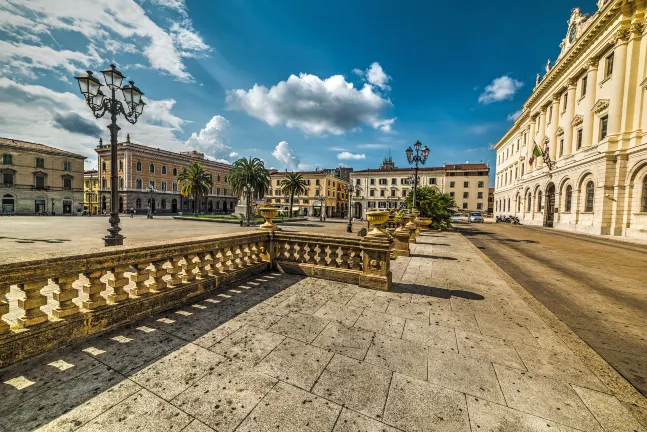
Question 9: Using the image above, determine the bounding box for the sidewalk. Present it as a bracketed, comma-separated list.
[0, 232, 644, 431]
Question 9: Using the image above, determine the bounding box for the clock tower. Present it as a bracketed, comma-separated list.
[558, 8, 593, 59]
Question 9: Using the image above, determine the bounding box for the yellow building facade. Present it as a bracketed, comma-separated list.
[83, 170, 100, 215]
[267, 170, 350, 217]
[494, 0, 647, 239]
[0, 137, 85, 215]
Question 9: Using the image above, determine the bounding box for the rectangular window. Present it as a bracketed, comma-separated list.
[370, 190, 375, 197]
[581, 76, 588, 98]
[3, 172, 13, 185]
[85, 180, 90, 188]
[599, 115, 608, 141]
[2, 153, 12, 164]
[430, 178, 437, 185]
[391, 189, 396, 197]
[477, 203, 483, 210]
[462, 203, 468, 209]
[370, 179, 375, 185]
[276, 180, 280, 186]
[63, 161, 71, 171]
[478, 181, 484, 188]
[605, 52, 614, 78]
[560, 139, 564, 156]
[450, 181, 455, 188]
[463, 181, 469, 188]
[63, 178, 72, 190]
[563, 93, 568, 111]
[477, 192, 483, 199]
[548, 106, 553, 120]
[356, 178, 360, 185]
[577, 129, 583, 150]
[380, 190, 385, 197]
[35, 175, 45, 189]
[391, 178, 397, 185]
[449, 192, 455, 197]
[402, 190, 407, 197]
[35, 158, 44, 168]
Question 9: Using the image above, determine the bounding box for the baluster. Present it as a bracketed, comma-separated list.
[83, 270, 107, 309]
[243, 243, 252, 266]
[130, 263, 151, 296]
[182, 254, 198, 283]
[250, 243, 260, 264]
[52, 274, 81, 319]
[107, 265, 130, 303]
[0, 285, 11, 334]
[349, 249, 362, 271]
[234, 245, 244, 269]
[332, 246, 342, 267]
[198, 252, 212, 278]
[294, 243, 305, 263]
[16, 281, 48, 328]
[224, 247, 235, 271]
[339, 247, 350, 269]
[150, 260, 168, 291]
[167, 255, 183, 287]
[313, 244, 322, 266]
[323, 245, 333, 266]
[212, 250, 225, 275]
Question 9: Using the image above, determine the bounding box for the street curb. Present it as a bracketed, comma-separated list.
[461, 234, 647, 428]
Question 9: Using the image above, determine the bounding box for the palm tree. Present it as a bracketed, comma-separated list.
[280, 173, 308, 218]
[228, 158, 270, 218]
[177, 162, 213, 215]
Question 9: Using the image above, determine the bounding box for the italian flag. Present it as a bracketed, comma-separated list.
[532, 144, 542, 157]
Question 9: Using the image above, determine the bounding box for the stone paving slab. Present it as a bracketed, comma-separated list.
[1, 233, 645, 432]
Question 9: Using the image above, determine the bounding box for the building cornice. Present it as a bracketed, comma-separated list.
[95, 143, 232, 171]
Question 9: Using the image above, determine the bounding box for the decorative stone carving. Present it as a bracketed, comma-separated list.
[588, 57, 599, 69]
[0, 285, 9, 334]
[542, 136, 550, 146]
[592, 98, 610, 114]
[546, 59, 552, 74]
[536, 74, 541, 87]
[609, 29, 629, 46]
[571, 115, 584, 126]
[556, 126, 565, 136]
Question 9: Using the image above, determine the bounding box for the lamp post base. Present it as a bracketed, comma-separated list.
[104, 235, 125, 247]
[347, 222, 352, 233]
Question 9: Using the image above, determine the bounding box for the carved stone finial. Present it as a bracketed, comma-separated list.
[546, 59, 552, 74]
[126, 134, 131, 143]
[99, 138, 103, 146]
[536, 74, 541, 86]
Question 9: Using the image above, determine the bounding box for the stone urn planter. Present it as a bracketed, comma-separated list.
[404, 213, 418, 243]
[365, 210, 390, 237]
[417, 217, 433, 231]
[392, 214, 411, 257]
[258, 206, 282, 231]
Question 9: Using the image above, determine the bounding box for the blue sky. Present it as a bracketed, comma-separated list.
[0, 0, 597, 182]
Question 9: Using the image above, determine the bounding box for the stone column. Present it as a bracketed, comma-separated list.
[582, 58, 599, 148]
[16, 281, 48, 328]
[527, 119, 536, 172]
[548, 96, 560, 160]
[608, 31, 629, 143]
[359, 235, 392, 291]
[564, 79, 578, 155]
[51, 275, 80, 319]
[537, 108, 546, 168]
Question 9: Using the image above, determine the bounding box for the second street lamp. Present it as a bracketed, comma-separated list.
[75, 64, 146, 246]
[405, 140, 430, 211]
[345, 184, 356, 232]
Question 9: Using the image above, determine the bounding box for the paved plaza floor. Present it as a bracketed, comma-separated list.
[0, 216, 356, 259]
[0, 232, 645, 431]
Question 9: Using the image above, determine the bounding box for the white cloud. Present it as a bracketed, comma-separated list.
[272, 141, 300, 171]
[352, 68, 363, 76]
[365, 62, 391, 90]
[478, 76, 523, 104]
[357, 143, 387, 149]
[507, 109, 523, 121]
[229, 151, 239, 158]
[0, 0, 210, 81]
[337, 152, 366, 161]
[226, 71, 395, 136]
[329, 147, 347, 151]
[184, 115, 232, 159]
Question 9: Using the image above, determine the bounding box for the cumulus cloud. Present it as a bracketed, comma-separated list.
[507, 109, 523, 121]
[229, 151, 239, 158]
[337, 152, 366, 161]
[0, 0, 210, 81]
[365, 62, 391, 90]
[226, 70, 395, 136]
[184, 115, 232, 159]
[478, 76, 523, 104]
[52, 112, 103, 138]
[272, 141, 300, 171]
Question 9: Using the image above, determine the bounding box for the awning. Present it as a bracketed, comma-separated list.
[292, 206, 300, 211]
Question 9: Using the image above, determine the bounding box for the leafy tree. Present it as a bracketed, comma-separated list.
[177, 162, 214, 215]
[280, 173, 308, 218]
[228, 157, 271, 218]
[405, 186, 456, 230]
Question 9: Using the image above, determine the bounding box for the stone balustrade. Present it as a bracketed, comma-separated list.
[0, 230, 392, 368]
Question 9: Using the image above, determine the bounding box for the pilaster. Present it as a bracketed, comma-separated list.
[583, 58, 599, 149]
[608, 30, 629, 148]
[565, 79, 578, 155]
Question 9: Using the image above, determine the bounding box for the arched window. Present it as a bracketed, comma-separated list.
[161, 165, 167, 175]
[507, 198, 510, 212]
[102, 161, 106, 172]
[101, 178, 106, 189]
[585, 181, 594, 212]
[517, 196, 521, 212]
[161, 199, 166, 209]
[136, 198, 142, 209]
[161, 181, 167, 192]
[172, 182, 178, 192]
[217, 175, 221, 182]
[136, 161, 142, 172]
[149, 163, 155, 174]
[565, 185, 572, 212]
[527, 193, 532, 212]
[136, 178, 142, 189]
[642, 176, 647, 212]
[172, 167, 178, 176]
[537, 191, 543, 212]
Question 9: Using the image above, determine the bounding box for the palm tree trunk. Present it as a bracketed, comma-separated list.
[289, 192, 294, 218]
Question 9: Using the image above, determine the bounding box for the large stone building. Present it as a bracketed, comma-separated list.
[266, 169, 350, 217]
[83, 170, 100, 215]
[95, 136, 237, 214]
[349, 157, 490, 218]
[0, 137, 85, 215]
[494, 0, 647, 239]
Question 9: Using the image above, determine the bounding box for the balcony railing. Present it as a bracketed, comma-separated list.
[0, 230, 392, 367]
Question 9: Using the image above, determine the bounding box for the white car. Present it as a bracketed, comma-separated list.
[468, 212, 484, 223]
[450, 213, 463, 224]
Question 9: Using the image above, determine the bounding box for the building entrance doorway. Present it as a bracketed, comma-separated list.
[2, 194, 14, 215]
[63, 200, 72, 215]
[35, 199, 46, 214]
[171, 199, 178, 213]
[544, 184, 556, 227]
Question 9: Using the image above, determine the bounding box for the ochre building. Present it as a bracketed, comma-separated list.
[0, 137, 85, 215]
[350, 157, 490, 218]
[95, 136, 237, 214]
[494, 1, 647, 239]
[267, 169, 350, 217]
[83, 170, 100, 215]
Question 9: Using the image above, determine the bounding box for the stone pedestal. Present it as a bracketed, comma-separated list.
[359, 235, 392, 291]
[392, 227, 411, 258]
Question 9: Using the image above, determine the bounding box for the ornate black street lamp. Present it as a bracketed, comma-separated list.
[345, 183, 357, 233]
[405, 140, 430, 210]
[75, 64, 145, 246]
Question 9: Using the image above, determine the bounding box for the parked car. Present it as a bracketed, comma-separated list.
[450, 213, 464, 224]
[468, 212, 484, 223]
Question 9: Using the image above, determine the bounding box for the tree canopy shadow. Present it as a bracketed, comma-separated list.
[391, 282, 485, 300]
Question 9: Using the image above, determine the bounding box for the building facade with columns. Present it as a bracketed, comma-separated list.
[266, 169, 350, 217]
[350, 157, 490, 218]
[95, 137, 237, 214]
[494, 0, 647, 239]
[0, 137, 85, 215]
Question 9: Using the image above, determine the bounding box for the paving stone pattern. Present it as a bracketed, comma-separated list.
[0, 232, 644, 431]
